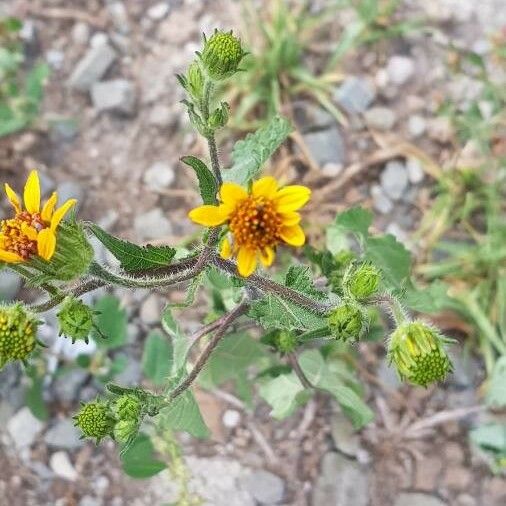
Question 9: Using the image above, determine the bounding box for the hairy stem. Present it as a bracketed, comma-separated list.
[213, 256, 332, 315]
[169, 300, 249, 401]
[288, 352, 314, 389]
[372, 293, 409, 326]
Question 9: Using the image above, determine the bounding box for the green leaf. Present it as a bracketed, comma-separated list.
[470, 423, 506, 456]
[25, 379, 49, 421]
[159, 391, 210, 438]
[121, 434, 167, 478]
[365, 235, 411, 289]
[249, 266, 328, 331]
[92, 295, 127, 349]
[259, 372, 309, 419]
[88, 224, 176, 272]
[142, 331, 173, 386]
[487, 356, 506, 408]
[167, 270, 204, 309]
[299, 349, 373, 428]
[335, 207, 373, 238]
[226, 115, 293, 185]
[199, 333, 265, 388]
[181, 156, 217, 204]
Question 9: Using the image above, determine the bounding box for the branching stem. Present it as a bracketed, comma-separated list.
[169, 300, 249, 401]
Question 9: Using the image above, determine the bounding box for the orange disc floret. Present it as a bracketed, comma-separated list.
[188, 176, 311, 277]
[0, 170, 77, 264]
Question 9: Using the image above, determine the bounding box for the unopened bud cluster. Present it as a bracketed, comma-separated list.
[74, 393, 143, 445]
[200, 30, 245, 80]
[0, 304, 39, 368]
[327, 261, 381, 343]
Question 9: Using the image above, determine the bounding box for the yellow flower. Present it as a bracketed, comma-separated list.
[0, 170, 76, 264]
[189, 176, 311, 277]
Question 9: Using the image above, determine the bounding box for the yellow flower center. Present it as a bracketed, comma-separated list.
[1, 211, 46, 260]
[229, 196, 282, 251]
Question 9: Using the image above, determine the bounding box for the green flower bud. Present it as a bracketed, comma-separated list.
[57, 297, 94, 343]
[208, 101, 230, 129]
[33, 221, 93, 281]
[328, 250, 355, 294]
[328, 302, 368, 342]
[200, 30, 245, 80]
[274, 330, 298, 354]
[388, 321, 453, 387]
[114, 419, 139, 445]
[343, 262, 381, 300]
[73, 401, 115, 442]
[186, 61, 205, 99]
[113, 394, 142, 421]
[0, 303, 38, 367]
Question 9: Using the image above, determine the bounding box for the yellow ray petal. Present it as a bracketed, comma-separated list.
[220, 182, 248, 207]
[21, 223, 38, 241]
[50, 199, 77, 231]
[37, 228, 57, 260]
[280, 224, 306, 247]
[41, 192, 58, 223]
[4, 183, 22, 213]
[252, 177, 278, 199]
[220, 237, 232, 259]
[275, 185, 311, 212]
[237, 247, 257, 277]
[23, 170, 41, 214]
[0, 249, 24, 263]
[188, 205, 227, 227]
[279, 211, 301, 226]
[259, 246, 275, 267]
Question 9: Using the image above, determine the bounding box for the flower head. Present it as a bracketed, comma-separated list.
[1, 170, 76, 264]
[189, 176, 311, 276]
[343, 261, 381, 300]
[0, 303, 39, 368]
[201, 29, 245, 80]
[74, 401, 115, 443]
[388, 321, 453, 387]
[57, 297, 94, 344]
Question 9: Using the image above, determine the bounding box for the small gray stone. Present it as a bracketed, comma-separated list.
[7, 407, 44, 449]
[394, 492, 447, 506]
[386, 223, 409, 243]
[427, 117, 453, 143]
[51, 118, 79, 141]
[293, 101, 334, 132]
[50, 451, 78, 481]
[222, 409, 241, 429]
[330, 410, 360, 457]
[241, 470, 285, 504]
[143, 161, 175, 190]
[303, 127, 346, 167]
[108, 2, 130, 34]
[52, 369, 89, 403]
[68, 42, 117, 91]
[377, 357, 401, 389]
[79, 496, 102, 506]
[91, 79, 136, 115]
[364, 107, 396, 130]
[0, 270, 22, 301]
[371, 184, 393, 214]
[148, 2, 170, 20]
[380, 161, 409, 201]
[140, 294, 161, 325]
[322, 162, 343, 178]
[134, 208, 172, 241]
[90, 32, 109, 48]
[312, 452, 369, 506]
[46, 50, 64, 69]
[72, 22, 90, 45]
[408, 115, 427, 138]
[386, 56, 415, 85]
[29, 461, 55, 480]
[406, 158, 425, 184]
[335, 77, 376, 114]
[44, 419, 83, 450]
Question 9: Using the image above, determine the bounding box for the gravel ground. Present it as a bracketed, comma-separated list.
[0, 1, 505, 505]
